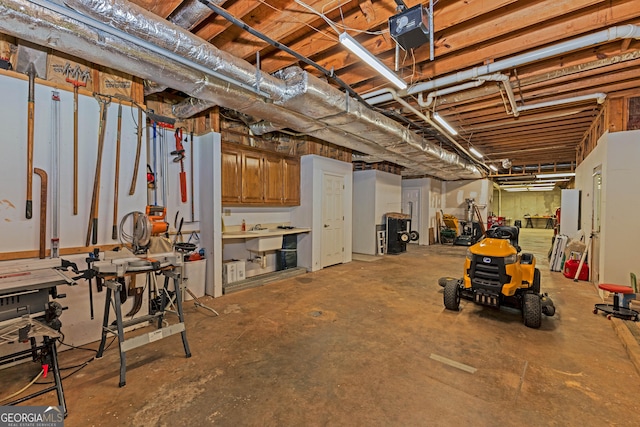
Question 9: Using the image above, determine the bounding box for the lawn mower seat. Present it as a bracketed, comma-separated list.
[487, 225, 520, 249]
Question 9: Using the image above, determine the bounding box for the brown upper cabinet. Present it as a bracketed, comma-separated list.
[221, 143, 300, 206]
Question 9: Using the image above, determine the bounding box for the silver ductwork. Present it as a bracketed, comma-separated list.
[167, 0, 218, 30]
[3, 0, 483, 179]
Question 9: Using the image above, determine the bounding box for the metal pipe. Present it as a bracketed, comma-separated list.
[168, 0, 217, 30]
[3, 0, 480, 179]
[364, 24, 640, 105]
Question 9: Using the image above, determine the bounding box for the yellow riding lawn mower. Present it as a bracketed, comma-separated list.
[439, 225, 555, 328]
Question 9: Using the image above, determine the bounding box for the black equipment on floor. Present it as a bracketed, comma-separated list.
[277, 234, 298, 270]
[385, 212, 412, 255]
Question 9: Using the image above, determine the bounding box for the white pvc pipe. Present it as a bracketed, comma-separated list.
[517, 93, 607, 112]
[417, 80, 485, 108]
[365, 25, 640, 105]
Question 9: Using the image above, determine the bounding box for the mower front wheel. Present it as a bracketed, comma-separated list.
[523, 293, 542, 329]
[444, 281, 461, 311]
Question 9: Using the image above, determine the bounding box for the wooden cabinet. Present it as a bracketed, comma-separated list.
[263, 153, 284, 204]
[241, 150, 264, 203]
[221, 143, 300, 206]
[283, 157, 300, 205]
[221, 149, 241, 204]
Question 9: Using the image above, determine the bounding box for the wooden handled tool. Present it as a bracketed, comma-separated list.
[129, 106, 143, 195]
[112, 102, 122, 240]
[86, 94, 111, 247]
[34, 167, 47, 259]
[63, 63, 89, 215]
[26, 64, 36, 219]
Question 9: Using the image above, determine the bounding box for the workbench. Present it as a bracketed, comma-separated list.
[523, 215, 554, 229]
[91, 254, 191, 387]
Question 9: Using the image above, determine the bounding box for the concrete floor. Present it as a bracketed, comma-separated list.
[2, 229, 640, 426]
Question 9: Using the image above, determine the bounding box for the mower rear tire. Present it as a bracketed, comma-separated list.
[410, 231, 419, 241]
[531, 268, 541, 294]
[523, 293, 542, 329]
[444, 281, 460, 311]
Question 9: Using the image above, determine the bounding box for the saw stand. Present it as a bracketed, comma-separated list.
[174, 246, 219, 316]
[94, 260, 191, 387]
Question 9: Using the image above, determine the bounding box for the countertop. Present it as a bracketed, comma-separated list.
[222, 227, 311, 240]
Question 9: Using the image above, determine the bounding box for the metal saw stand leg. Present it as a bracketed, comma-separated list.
[163, 270, 192, 358]
[96, 280, 127, 387]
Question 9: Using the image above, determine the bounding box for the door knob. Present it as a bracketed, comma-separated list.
[324, 224, 329, 228]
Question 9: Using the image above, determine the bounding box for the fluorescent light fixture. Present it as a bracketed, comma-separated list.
[339, 32, 407, 90]
[504, 186, 555, 192]
[489, 165, 498, 172]
[469, 147, 483, 159]
[535, 172, 575, 179]
[432, 112, 458, 135]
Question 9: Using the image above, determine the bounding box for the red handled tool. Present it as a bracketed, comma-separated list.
[172, 128, 187, 203]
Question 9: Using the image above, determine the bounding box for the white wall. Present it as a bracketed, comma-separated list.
[293, 155, 352, 271]
[0, 73, 147, 252]
[576, 130, 640, 285]
[353, 171, 377, 254]
[353, 170, 401, 255]
[443, 179, 492, 223]
[402, 177, 434, 245]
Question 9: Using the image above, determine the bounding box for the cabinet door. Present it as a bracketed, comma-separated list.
[221, 148, 241, 204]
[263, 154, 284, 204]
[241, 151, 264, 203]
[283, 157, 300, 205]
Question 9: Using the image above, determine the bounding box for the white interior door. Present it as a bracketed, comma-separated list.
[321, 173, 344, 267]
[402, 188, 420, 244]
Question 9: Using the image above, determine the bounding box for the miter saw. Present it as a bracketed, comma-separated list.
[119, 205, 169, 254]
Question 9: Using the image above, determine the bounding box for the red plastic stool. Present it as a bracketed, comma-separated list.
[593, 283, 639, 321]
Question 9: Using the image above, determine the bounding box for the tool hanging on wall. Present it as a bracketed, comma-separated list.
[151, 121, 158, 205]
[16, 41, 47, 220]
[172, 128, 187, 203]
[189, 130, 195, 222]
[161, 125, 169, 207]
[63, 63, 90, 215]
[50, 91, 61, 258]
[86, 94, 111, 247]
[34, 168, 48, 259]
[128, 106, 143, 196]
[112, 102, 122, 240]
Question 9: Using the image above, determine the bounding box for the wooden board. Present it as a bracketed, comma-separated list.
[47, 51, 95, 92]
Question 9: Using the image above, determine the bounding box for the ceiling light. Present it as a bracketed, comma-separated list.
[432, 112, 458, 135]
[469, 147, 483, 159]
[503, 186, 555, 192]
[535, 172, 575, 179]
[339, 32, 407, 90]
[489, 164, 498, 172]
